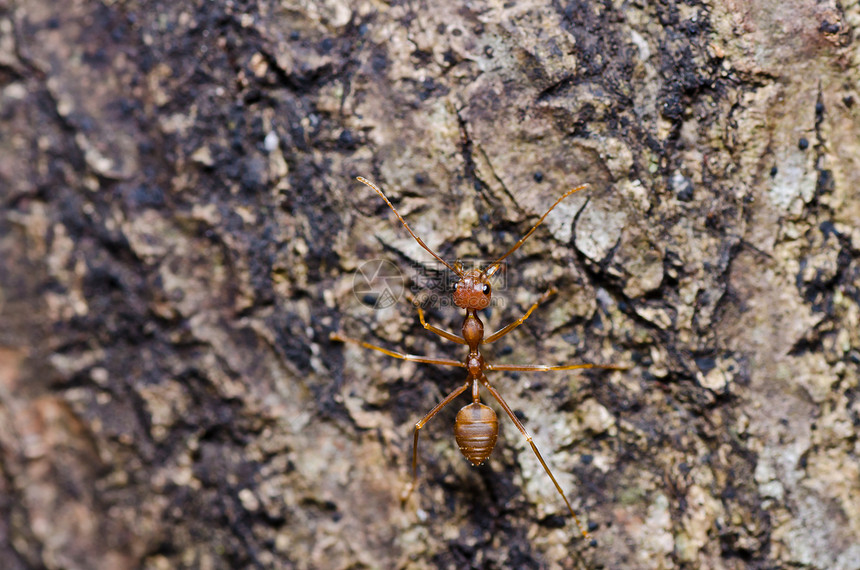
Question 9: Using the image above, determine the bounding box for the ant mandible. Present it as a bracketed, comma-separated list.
[331, 176, 627, 542]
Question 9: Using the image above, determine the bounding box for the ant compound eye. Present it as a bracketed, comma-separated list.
[482, 284, 491, 295]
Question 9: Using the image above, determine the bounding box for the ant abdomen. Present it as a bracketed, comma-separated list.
[455, 403, 499, 466]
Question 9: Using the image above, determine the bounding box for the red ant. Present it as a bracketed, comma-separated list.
[331, 177, 627, 541]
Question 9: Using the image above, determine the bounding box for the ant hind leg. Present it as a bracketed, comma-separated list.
[481, 378, 594, 542]
[401, 382, 470, 502]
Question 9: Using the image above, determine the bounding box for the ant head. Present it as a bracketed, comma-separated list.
[452, 265, 492, 311]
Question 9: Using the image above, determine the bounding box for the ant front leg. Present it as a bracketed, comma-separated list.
[406, 294, 466, 344]
[401, 382, 470, 503]
[483, 287, 558, 344]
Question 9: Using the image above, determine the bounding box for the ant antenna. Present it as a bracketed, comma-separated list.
[356, 177, 463, 277]
[485, 184, 589, 277]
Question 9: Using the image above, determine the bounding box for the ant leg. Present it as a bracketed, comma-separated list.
[401, 382, 470, 502]
[481, 378, 593, 542]
[330, 333, 465, 368]
[483, 287, 558, 344]
[486, 362, 629, 372]
[406, 294, 466, 344]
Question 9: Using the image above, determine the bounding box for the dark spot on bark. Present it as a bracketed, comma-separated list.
[539, 514, 566, 528]
[371, 50, 388, 72]
[818, 220, 837, 237]
[695, 357, 716, 375]
[337, 129, 355, 148]
[817, 168, 834, 194]
[131, 185, 165, 208]
[676, 178, 693, 202]
[819, 21, 840, 34]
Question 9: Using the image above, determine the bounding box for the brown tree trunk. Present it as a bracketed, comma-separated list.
[1, 0, 858, 568]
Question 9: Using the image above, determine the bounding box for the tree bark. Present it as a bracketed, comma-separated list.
[1, 0, 858, 568]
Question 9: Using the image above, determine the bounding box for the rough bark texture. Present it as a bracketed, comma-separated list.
[1, 0, 859, 568]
